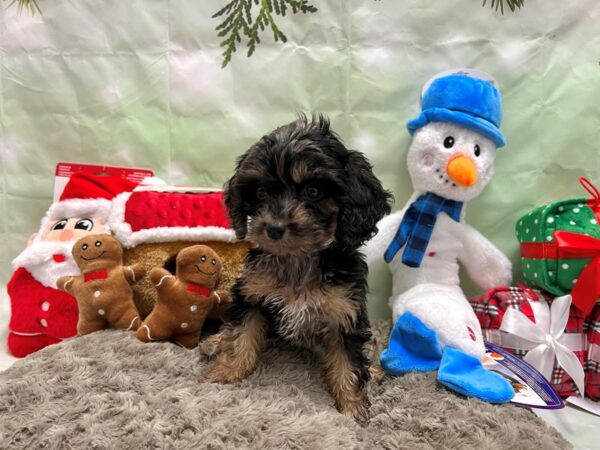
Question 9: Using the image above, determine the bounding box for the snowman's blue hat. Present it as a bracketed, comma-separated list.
[407, 74, 506, 148]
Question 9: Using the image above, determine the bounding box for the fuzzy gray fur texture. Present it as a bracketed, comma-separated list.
[0, 320, 570, 449]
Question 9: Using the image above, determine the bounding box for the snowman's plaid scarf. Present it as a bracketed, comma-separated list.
[384, 192, 463, 267]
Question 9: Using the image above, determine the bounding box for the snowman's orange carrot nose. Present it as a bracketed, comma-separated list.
[446, 154, 477, 187]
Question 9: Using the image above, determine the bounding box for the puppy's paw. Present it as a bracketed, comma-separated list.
[338, 395, 371, 424]
[203, 364, 245, 384]
[368, 364, 386, 384]
[198, 333, 223, 360]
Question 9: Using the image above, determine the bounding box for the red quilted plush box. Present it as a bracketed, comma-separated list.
[110, 189, 234, 248]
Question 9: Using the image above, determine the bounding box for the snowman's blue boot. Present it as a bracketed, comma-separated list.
[380, 312, 443, 375]
[437, 346, 515, 403]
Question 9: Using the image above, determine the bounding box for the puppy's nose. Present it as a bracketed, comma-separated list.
[266, 224, 286, 240]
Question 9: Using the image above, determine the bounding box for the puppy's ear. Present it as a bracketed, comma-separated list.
[223, 155, 250, 240]
[335, 151, 393, 250]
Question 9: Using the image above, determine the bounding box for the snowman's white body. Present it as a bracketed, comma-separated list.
[365, 121, 512, 359]
[376, 196, 491, 358]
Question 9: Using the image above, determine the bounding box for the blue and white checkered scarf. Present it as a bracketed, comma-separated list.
[384, 192, 463, 267]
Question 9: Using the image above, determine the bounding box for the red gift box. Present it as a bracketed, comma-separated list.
[586, 303, 600, 399]
[469, 286, 590, 398]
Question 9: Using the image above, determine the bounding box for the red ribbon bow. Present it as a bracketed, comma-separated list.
[555, 231, 600, 315]
[521, 231, 600, 315]
[520, 177, 600, 315]
[580, 176, 600, 213]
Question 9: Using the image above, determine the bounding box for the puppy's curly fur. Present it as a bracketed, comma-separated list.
[205, 115, 392, 421]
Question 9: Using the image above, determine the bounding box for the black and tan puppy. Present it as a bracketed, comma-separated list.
[205, 115, 392, 421]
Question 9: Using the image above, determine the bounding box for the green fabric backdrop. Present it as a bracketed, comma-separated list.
[1, 0, 599, 318]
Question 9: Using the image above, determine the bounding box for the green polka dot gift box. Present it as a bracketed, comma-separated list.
[516, 178, 600, 315]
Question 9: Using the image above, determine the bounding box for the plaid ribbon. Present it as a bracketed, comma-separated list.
[585, 303, 600, 399]
[384, 192, 463, 267]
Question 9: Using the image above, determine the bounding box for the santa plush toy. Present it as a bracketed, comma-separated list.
[7, 173, 139, 357]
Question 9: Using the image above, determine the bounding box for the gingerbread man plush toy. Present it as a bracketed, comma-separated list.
[136, 245, 229, 348]
[57, 234, 145, 335]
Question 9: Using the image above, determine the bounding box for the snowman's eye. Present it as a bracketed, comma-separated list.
[474, 145, 481, 157]
[443, 136, 455, 148]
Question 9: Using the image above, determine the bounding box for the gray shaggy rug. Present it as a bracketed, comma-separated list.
[0, 321, 569, 450]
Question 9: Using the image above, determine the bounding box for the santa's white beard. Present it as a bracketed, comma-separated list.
[12, 241, 80, 289]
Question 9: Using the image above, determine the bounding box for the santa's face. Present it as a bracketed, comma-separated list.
[36, 217, 109, 244]
[14, 216, 111, 289]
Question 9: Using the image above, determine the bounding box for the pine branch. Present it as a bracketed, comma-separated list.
[6, 1, 527, 66]
[213, 0, 317, 68]
[5, 0, 41, 15]
[482, 0, 525, 14]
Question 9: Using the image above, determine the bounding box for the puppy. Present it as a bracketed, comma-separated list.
[205, 115, 392, 421]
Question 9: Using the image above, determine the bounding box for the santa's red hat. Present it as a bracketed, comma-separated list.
[46, 173, 139, 223]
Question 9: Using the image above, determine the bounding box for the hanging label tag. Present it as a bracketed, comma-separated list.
[54, 162, 154, 201]
[483, 342, 565, 410]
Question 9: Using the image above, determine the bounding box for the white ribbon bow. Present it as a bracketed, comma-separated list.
[500, 294, 586, 397]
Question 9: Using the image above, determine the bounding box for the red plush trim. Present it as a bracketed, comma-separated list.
[109, 191, 237, 247]
[124, 191, 230, 232]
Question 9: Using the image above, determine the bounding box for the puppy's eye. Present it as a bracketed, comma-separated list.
[304, 184, 322, 200]
[94, 241, 102, 247]
[212, 259, 217, 265]
[474, 144, 481, 157]
[75, 219, 93, 231]
[443, 136, 455, 149]
[200, 255, 206, 262]
[256, 187, 268, 201]
[82, 243, 89, 250]
[51, 219, 68, 231]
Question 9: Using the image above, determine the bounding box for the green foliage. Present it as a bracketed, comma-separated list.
[6, 0, 41, 15]
[6, 0, 527, 66]
[213, 0, 317, 67]
[482, 0, 525, 14]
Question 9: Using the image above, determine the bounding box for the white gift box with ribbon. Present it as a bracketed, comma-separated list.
[484, 294, 587, 397]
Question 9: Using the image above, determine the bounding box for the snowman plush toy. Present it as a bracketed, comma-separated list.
[366, 70, 515, 403]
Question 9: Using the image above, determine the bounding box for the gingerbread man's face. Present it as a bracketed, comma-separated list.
[72, 234, 123, 270]
[176, 245, 222, 288]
